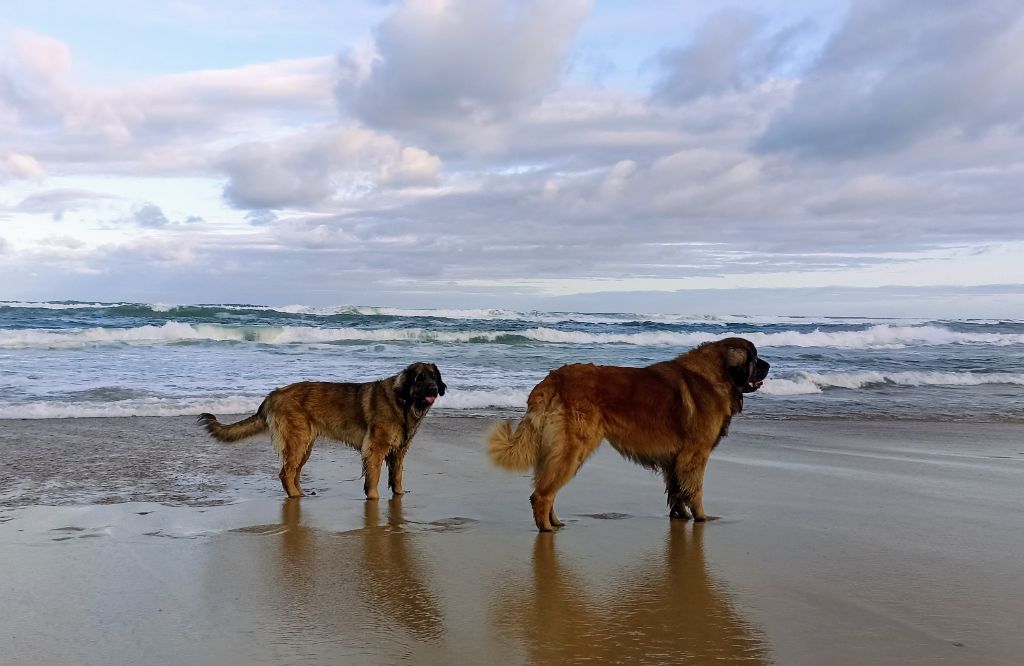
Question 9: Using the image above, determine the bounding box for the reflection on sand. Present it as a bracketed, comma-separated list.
[493, 522, 768, 665]
[247, 497, 445, 656]
[355, 499, 444, 641]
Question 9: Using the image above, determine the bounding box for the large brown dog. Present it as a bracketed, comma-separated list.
[198, 362, 446, 499]
[487, 338, 769, 531]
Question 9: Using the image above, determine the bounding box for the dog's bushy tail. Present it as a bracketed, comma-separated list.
[197, 407, 267, 443]
[486, 383, 556, 471]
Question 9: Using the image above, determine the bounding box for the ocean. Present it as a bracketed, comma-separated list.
[1, 301, 1022, 422]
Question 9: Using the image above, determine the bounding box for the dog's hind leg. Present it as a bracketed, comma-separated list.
[531, 457, 576, 532]
[531, 434, 599, 533]
[276, 428, 314, 498]
[664, 466, 690, 520]
[294, 438, 316, 491]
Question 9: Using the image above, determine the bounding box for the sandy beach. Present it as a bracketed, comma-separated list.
[1, 414, 1022, 665]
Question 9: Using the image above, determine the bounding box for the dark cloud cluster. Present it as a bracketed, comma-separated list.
[652, 10, 807, 104]
[756, 0, 1024, 158]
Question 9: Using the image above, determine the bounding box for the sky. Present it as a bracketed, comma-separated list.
[1, 0, 1023, 317]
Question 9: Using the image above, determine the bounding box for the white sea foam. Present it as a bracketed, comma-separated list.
[0, 396, 262, 420]
[0, 389, 530, 419]
[2, 369, 1020, 418]
[2, 321, 1023, 349]
[0, 301, 130, 310]
[760, 371, 1024, 396]
[261, 305, 924, 326]
[431, 388, 531, 410]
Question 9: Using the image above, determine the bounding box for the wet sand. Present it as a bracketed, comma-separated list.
[1, 415, 1022, 665]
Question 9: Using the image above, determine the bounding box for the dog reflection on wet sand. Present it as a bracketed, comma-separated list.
[271, 498, 444, 644]
[491, 522, 767, 665]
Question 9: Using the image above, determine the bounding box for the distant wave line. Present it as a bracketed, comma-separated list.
[2, 321, 1023, 349]
[0, 300, 962, 326]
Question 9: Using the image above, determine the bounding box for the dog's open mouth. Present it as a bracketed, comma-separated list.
[744, 380, 764, 392]
[424, 395, 436, 405]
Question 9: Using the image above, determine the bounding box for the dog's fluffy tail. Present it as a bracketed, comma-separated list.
[486, 383, 556, 471]
[197, 406, 267, 443]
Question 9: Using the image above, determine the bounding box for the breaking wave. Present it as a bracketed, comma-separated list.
[2, 321, 1023, 349]
[761, 371, 1024, 396]
[0, 390, 530, 419]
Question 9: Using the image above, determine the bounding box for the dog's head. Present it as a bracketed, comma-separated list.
[395, 362, 447, 412]
[717, 337, 770, 393]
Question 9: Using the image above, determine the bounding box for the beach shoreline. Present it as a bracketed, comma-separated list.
[2, 414, 1022, 664]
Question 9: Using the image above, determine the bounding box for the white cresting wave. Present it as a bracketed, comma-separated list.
[0, 389, 531, 419]
[1, 301, 949, 326]
[761, 371, 1024, 396]
[1, 371, 1019, 418]
[2, 321, 1023, 349]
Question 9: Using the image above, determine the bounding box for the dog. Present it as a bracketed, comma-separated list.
[487, 338, 769, 531]
[198, 362, 446, 499]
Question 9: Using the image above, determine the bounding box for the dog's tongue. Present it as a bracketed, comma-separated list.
[425, 395, 436, 405]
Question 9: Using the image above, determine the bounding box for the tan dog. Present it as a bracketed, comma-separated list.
[198, 362, 446, 499]
[487, 338, 769, 531]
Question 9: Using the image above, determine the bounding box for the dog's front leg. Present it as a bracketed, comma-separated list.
[362, 450, 385, 500]
[386, 446, 408, 495]
[361, 428, 397, 500]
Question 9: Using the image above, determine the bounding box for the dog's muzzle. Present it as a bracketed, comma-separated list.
[744, 359, 770, 393]
[418, 385, 440, 406]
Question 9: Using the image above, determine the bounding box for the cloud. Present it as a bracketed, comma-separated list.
[245, 209, 278, 226]
[339, 0, 591, 148]
[0, 29, 72, 123]
[756, 0, 1024, 159]
[132, 203, 170, 228]
[15, 188, 114, 220]
[218, 124, 442, 209]
[4, 4, 1024, 312]
[0, 28, 339, 173]
[1, 152, 44, 179]
[122, 203, 205, 228]
[806, 174, 928, 217]
[377, 146, 441, 187]
[651, 10, 806, 104]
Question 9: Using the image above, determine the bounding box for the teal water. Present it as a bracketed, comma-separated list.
[1, 301, 1022, 421]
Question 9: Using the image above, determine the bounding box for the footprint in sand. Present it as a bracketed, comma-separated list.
[423, 517, 478, 532]
[50, 526, 110, 541]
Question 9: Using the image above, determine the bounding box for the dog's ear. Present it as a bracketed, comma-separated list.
[724, 342, 754, 388]
[394, 367, 413, 406]
[431, 363, 447, 396]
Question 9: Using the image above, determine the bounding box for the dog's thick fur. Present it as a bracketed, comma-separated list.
[198, 362, 446, 499]
[487, 338, 769, 531]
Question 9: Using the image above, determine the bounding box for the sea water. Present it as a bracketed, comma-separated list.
[1, 301, 1022, 421]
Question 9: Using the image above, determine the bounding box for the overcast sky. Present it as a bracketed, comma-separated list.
[1, 0, 1023, 316]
